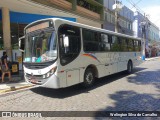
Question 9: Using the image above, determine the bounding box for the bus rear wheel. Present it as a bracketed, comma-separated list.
[83, 68, 95, 87]
[127, 61, 133, 74]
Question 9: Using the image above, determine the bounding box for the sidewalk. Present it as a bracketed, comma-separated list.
[145, 56, 160, 61]
[0, 71, 34, 94]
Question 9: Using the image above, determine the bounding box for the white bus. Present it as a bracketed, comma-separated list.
[19, 18, 142, 88]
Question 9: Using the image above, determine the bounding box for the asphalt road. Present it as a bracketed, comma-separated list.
[0, 59, 160, 120]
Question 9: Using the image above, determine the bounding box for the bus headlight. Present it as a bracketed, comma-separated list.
[46, 73, 50, 78]
[50, 66, 57, 75]
[43, 75, 46, 79]
[43, 66, 57, 79]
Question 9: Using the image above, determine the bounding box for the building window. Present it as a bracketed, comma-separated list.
[11, 23, 27, 49]
[128, 22, 132, 30]
[111, 14, 115, 24]
[0, 22, 27, 50]
[124, 21, 127, 28]
[105, 12, 112, 23]
[107, 12, 111, 22]
[122, 20, 126, 28]
[77, 0, 99, 13]
[105, 12, 108, 21]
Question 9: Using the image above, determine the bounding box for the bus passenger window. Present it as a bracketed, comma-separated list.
[101, 34, 110, 51]
[128, 39, 134, 51]
[121, 38, 128, 51]
[138, 41, 141, 51]
[134, 40, 139, 51]
[111, 36, 120, 51]
[83, 29, 100, 52]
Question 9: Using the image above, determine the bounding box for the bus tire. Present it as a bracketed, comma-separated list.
[127, 61, 133, 74]
[82, 68, 95, 87]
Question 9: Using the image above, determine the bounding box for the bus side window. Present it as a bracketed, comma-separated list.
[134, 40, 139, 51]
[83, 29, 99, 52]
[121, 38, 128, 51]
[118, 37, 122, 51]
[111, 35, 120, 51]
[138, 41, 141, 51]
[108, 35, 112, 44]
[101, 34, 110, 51]
[128, 39, 134, 51]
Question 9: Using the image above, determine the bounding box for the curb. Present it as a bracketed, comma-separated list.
[145, 57, 160, 61]
[0, 84, 34, 94]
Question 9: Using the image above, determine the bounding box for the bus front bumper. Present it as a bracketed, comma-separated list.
[25, 74, 61, 89]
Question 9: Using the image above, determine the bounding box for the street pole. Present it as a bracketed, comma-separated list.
[142, 25, 146, 60]
[141, 13, 148, 61]
[112, 0, 122, 33]
[115, 10, 118, 32]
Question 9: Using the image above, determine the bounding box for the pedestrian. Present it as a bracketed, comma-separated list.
[0, 51, 12, 83]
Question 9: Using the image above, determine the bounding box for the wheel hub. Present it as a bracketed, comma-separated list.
[86, 72, 93, 84]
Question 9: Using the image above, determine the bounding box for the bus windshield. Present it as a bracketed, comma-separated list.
[24, 30, 57, 63]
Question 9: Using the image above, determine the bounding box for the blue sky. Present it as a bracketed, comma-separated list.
[122, 0, 160, 8]
[122, 0, 160, 28]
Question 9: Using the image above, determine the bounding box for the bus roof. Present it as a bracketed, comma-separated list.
[25, 18, 142, 41]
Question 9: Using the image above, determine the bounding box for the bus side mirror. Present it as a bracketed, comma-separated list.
[63, 36, 69, 47]
[19, 36, 25, 52]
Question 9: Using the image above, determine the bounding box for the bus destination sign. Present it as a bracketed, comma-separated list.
[26, 21, 50, 33]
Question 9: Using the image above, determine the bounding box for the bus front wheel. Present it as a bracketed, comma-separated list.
[83, 68, 95, 87]
[127, 61, 133, 74]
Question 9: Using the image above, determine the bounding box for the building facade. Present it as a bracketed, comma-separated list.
[133, 11, 160, 57]
[0, 0, 104, 61]
[103, 0, 134, 36]
[148, 23, 159, 43]
[148, 22, 160, 57]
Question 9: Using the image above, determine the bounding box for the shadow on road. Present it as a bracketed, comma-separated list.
[94, 68, 160, 119]
[127, 69, 160, 91]
[94, 90, 160, 120]
[30, 67, 146, 98]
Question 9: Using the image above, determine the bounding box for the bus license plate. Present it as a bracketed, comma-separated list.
[30, 79, 37, 83]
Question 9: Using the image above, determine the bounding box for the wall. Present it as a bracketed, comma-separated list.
[77, 17, 102, 28]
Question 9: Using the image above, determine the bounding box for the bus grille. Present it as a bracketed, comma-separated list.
[26, 73, 43, 79]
